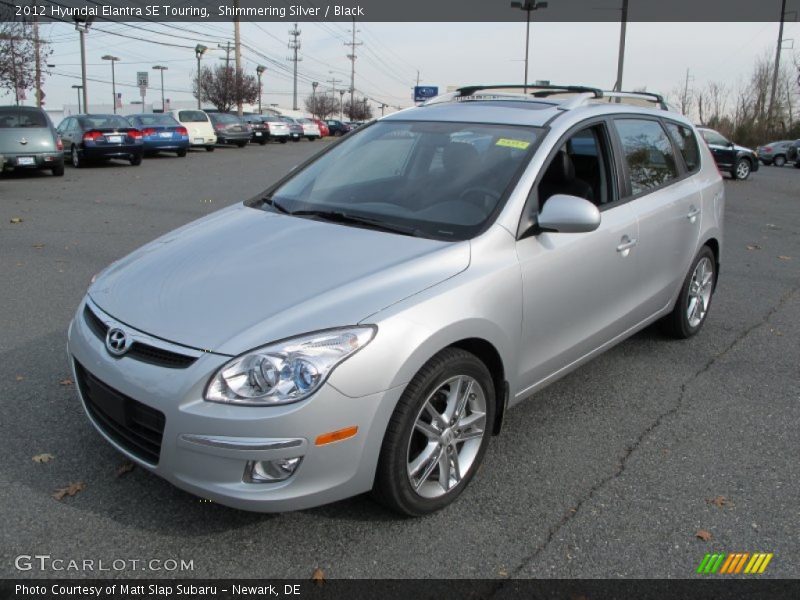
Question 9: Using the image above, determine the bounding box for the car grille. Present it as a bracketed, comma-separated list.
[75, 361, 165, 465]
[83, 305, 197, 369]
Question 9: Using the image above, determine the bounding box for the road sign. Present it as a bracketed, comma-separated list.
[137, 72, 149, 87]
[413, 86, 438, 102]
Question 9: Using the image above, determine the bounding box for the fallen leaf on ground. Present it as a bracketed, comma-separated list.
[58, 378, 73, 386]
[15, 375, 24, 381]
[10, 217, 23, 224]
[32, 453, 55, 464]
[498, 567, 508, 577]
[53, 482, 85, 500]
[311, 567, 325, 586]
[115, 461, 135, 478]
[32, 244, 45, 249]
[707, 495, 728, 507]
[778, 255, 791, 261]
[746, 244, 761, 251]
[696, 529, 713, 541]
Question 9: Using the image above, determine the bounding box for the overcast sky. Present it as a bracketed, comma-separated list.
[3, 20, 798, 112]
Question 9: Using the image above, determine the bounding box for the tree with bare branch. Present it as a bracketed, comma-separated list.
[194, 64, 259, 112]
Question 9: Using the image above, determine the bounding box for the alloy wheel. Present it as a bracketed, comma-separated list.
[406, 375, 487, 499]
[736, 160, 750, 179]
[687, 257, 714, 328]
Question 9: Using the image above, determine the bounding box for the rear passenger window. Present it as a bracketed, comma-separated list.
[665, 122, 700, 172]
[614, 119, 679, 196]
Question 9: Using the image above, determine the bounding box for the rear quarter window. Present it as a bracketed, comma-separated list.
[178, 111, 209, 123]
[665, 122, 701, 172]
[614, 119, 679, 196]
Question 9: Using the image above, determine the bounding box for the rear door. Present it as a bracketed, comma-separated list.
[610, 117, 702, 317]
[701, 129, 735, 169]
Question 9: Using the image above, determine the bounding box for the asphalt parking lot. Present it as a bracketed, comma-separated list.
[1, 144, 798, 580]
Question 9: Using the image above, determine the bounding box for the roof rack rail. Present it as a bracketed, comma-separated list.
[594, 90, 669, 110]
[456, 84, 604, 98]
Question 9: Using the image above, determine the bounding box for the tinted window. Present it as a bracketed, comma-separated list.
[665, 122, 700, 172]
[267, 120, 540, 241]
[0, 108, 48, 128]
[700, 129, 729, 146]
[78, 115, 131, 129]
[209, 113, 240, 124]
[134, 114, 179, 127]
[614, 119, 679, 196]
[178, 110, 209, 123]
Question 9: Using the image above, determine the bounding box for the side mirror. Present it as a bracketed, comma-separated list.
[537, 194, 601, 234]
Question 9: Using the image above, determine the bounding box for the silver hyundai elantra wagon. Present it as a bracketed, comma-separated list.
[68, 85, 724, 515]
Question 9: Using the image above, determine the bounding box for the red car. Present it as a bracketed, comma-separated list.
[312, 118, 330, 137]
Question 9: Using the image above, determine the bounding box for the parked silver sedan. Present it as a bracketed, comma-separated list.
[68, 85, 724, 516]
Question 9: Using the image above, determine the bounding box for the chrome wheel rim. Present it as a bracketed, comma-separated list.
[406, 375, 487, 499]
[71, 147, 79, 167]
[736, 161, 750, 178]
[687, 257, 714, 328]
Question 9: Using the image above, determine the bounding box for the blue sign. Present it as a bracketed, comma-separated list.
[414, 86, 439, 102]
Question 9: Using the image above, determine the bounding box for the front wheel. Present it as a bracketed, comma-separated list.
[279, 139, 288, 144]
[372, 348, 495, 516]
[205, 145, 215, 152]
[71, 146, 83, 168]
[52, 164, 65, 176]
[176, 149, 187, 157]
[660, 246, 716, 339]
[732, 158, 751, 180]
[773, 155, 786, 167]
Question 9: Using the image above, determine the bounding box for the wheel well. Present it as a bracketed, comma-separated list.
[449, 338, 507, 436]
[704, 238, 720, 287]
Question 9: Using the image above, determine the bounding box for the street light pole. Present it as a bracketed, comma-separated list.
[74, 16, 93, 113]
[256, 65, 266, 114]
[72, 85, 83, 113]
[102, 55, 119, 113]
[339, 89, 345, 120]
[510, 1, 548, 93]
[311, 81, 319, 118]
[152, 65, 168, 112]
[195, 44, 208, 110]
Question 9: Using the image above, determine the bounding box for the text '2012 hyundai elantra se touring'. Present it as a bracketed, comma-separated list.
[68, 85, 724, 516]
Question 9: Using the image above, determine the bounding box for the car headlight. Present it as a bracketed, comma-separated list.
[205, 326, 376, 406]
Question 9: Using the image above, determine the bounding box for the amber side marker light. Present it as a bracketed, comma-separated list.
[315, 426, 358, 446]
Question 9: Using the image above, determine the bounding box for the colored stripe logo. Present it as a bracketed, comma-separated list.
[696, 553, 773, 574]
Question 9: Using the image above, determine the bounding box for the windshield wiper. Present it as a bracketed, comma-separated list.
[261, 195, 291, 214]
[288, 209, 421, 237]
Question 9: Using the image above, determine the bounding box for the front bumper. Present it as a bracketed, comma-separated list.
[66, 299, 401, 512]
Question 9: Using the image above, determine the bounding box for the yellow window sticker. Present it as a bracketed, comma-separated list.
[496, 138, 530, 150]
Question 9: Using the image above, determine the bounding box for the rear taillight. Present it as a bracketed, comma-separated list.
[214, 124, 224, 131]
[176, 126, 188, 135]
[129, 129, 143, 140]
[141, 127, 157, 137]
[56, 137, 63, 151]
[82, 130, 102, 141]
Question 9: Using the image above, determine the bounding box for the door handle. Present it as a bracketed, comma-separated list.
[616, 237, 638, 253]
[686, 206, 700, 222]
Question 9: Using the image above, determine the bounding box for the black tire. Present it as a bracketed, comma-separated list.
[794, 160, 800, 169]
[372, 348, 496, 516]
[259, 139, 267, 146]
[236, 141, 247, 148]
[129, 154, 142, 166]
[52, 163, 65, 177]
[70, 146, 83, 168]
[660, 246, 716, 339]
[176, 149, 188, 157]
[732, 158, 751, 180]
[279, 139, 288, 144]
[334, 130, 343, 137]
[307, 136, 316, 142]
[205, 146, 215, 152]
[773, 155, 786, 167]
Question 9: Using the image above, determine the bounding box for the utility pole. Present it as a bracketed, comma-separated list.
[72, 85, 83, 113]
[380, 103, 387, 116]
[233, 0, 243, 116]
[74, 16, 93, 114]
[219, 41, 233, 111]
[256, 65, 266, 114]
[767, 0, 788, 131]
[9, 38, 20, 105]
[153, 65, 168, 112]
[613, 0, 628, 92]
[510, 1, 548, 93]
[288, 23, 302, 110]
[311, 81, 319, 118]
[33, 6, 42, 107]
[416, 70, 420, 87]
[339, 89, 345, 119]
[345, 17, 362, 119]
[681, 68, 694, 117]
[326, 75, 342, 98]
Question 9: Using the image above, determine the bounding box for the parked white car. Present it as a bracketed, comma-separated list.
[296, 118, 321, 141]
[168, 109, 216, 152]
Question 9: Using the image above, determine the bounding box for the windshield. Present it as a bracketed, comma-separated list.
[263, 120, 541, 241]
[133, 114, 179, 127]
[178, 110, 208, 123]
[0, 108, 49, 128]
[701, 129, 730, 146]
[79, 115, 132, 129]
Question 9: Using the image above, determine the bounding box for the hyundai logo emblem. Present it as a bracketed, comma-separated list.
[105, 327, 131, 356]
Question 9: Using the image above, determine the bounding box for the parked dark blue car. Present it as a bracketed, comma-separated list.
[126, 113, 190, 157]
[56, 114, 143, 168]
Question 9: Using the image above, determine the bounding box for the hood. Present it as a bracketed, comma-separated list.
[89, 204, 469, 355]
[734, 144, 754, 154]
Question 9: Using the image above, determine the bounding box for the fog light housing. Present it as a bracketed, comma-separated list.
[244, 457, 302, 483]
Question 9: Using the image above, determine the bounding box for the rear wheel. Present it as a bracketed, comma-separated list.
[773, 155, 786, 167]
[52, 164, 65, 177]
[373, 348, 495, 516]
[236, 141, 247, 148]
[129, 154, 142, 166]
[259, 139, 267, 146]
[279, 139, 288, 144]
[176, 149, 187, 157]
[660, 246, 716, 339]
[71, 146, 83, 168]
[732, 158, 751, 180]
[205, 145, 215, 152]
